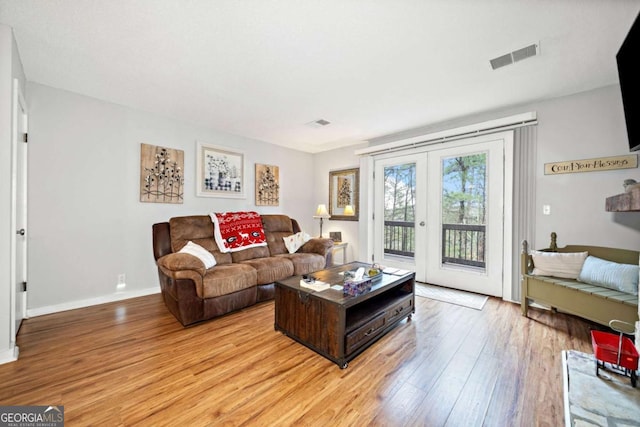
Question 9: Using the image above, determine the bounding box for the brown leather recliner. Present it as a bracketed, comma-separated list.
[152, 214, 334, 326]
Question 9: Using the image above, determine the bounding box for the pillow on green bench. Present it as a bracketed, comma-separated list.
[531, 250, 588, 279]
[578, 255, 639, 295]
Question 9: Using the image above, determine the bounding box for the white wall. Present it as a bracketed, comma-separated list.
[533, 86, 640, 249]
[26, 83, 315, 313]
[0, 24, 26, 362]
[330, 84, 640, 269]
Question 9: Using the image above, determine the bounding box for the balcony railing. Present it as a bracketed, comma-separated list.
[442, 223, 486, 268]
[383, 221, 486, 268]
[383, 220, 415, 257]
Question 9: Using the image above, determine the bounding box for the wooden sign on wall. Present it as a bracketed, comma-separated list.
[140, 143, 184, 203]
[544, 154, 638, 175]
[255, 164, 280, 206]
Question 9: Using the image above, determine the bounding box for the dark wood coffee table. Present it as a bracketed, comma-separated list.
[274, 262, 415, 368]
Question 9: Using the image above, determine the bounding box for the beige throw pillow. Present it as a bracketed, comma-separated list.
[531, 250, 588, 279]
[283, 232, 311, 254]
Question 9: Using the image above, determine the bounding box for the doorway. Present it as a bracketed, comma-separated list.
[373, 132, 511, 297]
[10, 78, 28, 340]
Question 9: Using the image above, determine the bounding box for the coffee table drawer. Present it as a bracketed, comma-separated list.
[385, 295, 413, 324]
[345, 312, 386, 354]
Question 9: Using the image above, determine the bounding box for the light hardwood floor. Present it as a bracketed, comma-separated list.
[1, 293, 595, 426]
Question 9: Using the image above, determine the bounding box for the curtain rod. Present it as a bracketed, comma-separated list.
[355, 112, 537, 156]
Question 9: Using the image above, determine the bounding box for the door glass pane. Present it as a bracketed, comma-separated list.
[383, 163, 416, 258]
[441, 154, 487, 269]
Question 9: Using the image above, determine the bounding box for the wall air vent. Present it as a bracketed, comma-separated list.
[490, 43, 539, 70]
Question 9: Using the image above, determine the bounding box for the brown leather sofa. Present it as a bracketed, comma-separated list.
[152, 214, 334, 326]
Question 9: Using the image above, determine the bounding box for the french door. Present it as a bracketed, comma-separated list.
[373, 133, 509, 297]
[374, 153, 428, 280]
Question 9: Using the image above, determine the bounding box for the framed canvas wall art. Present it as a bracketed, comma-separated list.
[329, 167, 359, 221]
[196, 141, 245, 198]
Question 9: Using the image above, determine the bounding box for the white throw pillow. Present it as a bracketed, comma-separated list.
[179, 241, 217, 269]
[283, 232, 311, 254]
[531, 250, 588, 279]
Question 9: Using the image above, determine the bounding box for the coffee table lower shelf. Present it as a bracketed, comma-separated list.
[274, 263, 415, 368]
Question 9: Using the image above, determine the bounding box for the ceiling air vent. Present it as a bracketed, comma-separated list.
[306, 119, 331, 128]
[490, 43, 539, 70]
[512, 44, 538, 62]
[490, 53, 513, 70]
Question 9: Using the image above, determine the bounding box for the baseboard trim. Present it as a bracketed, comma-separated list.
[0, 345, 19, 365]
[27, 287, 160, 318]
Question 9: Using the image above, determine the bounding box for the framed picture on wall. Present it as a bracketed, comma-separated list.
[196, 141, 245, 198]
[329, 167, 359, 221]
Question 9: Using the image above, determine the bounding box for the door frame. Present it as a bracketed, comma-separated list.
[10, 78, 28, 341]
[368, 131, 514, 300]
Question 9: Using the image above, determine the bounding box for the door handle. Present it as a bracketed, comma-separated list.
[419, 221, 426, 226]
[17, 229, 25, 236]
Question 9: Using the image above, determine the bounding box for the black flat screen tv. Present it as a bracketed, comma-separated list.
[617, 12, 640, 152]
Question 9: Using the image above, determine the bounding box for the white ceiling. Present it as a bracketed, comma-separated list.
[1, 1, 639, 153]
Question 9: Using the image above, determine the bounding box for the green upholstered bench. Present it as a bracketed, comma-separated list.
[521, 233, 639, 327]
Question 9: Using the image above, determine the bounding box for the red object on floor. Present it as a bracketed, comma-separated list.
[591, 330, 639, 371]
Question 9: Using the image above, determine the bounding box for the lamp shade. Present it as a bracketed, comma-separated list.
[314, 204, 331, 218]
[343, 205, 355, 216]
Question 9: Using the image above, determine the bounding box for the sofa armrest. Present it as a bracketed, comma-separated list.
[299, 238, 334, 266]
[299, 237, 333, 255]
[158, 252, 206, 275]
[157, 253, 207, 297]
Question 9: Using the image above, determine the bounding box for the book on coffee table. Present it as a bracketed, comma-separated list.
[299, 279, 330, 292]
[383, 267, 410, 276]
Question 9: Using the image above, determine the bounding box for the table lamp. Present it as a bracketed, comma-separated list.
[313, 204, 331, 237]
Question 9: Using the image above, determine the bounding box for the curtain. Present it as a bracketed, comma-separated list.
[511, 125, 537, 302]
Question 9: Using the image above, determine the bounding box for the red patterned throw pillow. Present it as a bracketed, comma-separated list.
[210, 211, 268, 253]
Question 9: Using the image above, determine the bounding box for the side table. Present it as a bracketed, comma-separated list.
[332, 242, 348, 265]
